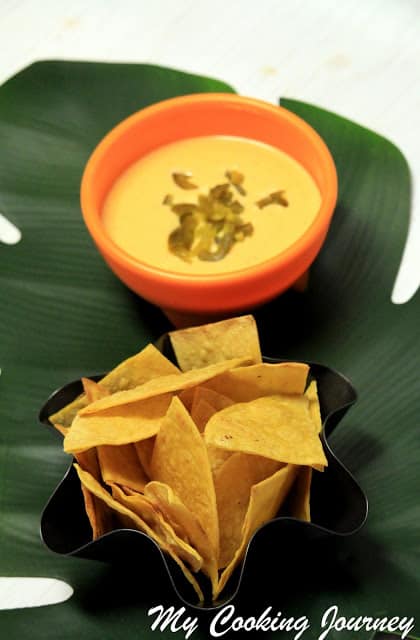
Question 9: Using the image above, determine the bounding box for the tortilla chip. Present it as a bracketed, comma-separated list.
[111, 483, 203, 573]
[178, 385, 233, 415]
[192, 386, 234, 411]
[150, 397, 219, 564]
[75, 447, 101, 479]
[133, 437, 155, 478]
[49, 343, 180, 427]
[81, 377, 110, 403]
[215, 464, 298, 598]
[79, 484, 114, 539]
[207, 445, 232, 477]
[64, 394, 172, 454]
[51, 423, 69, 437]
[205, 362, 309, 402]
[75, 448, 112, 538]
[97, 444, 149, 492]
[289, 466, 312, 522]
[205, 395, 328, 468]
[102, 343, 181, 390]
[190, 399, 217, 432]
[74, 464, 204, 602]
[169, 314, 262, 371]
[144, 480, 218, 596]
[79, 357, 250, 416]
[214, 452, 282, 568]
[178, 386, 196, 412]
[305, 380, 322, 433]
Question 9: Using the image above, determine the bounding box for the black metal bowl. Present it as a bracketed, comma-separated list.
[39, 336, 368, 609]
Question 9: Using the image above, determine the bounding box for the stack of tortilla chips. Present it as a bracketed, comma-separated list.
[49, 315, 327, 602]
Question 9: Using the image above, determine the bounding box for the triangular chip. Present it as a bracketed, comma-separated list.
[191, 386, 234, 411]
[111, 484, 203, 573]
[150, 397, 219, 565]
[133, 437, 155, 478]
[81, 377, 110, 403]
[215, 464, 298, 598]
[49, 343, 180, 427]
[79, 484, 114, 539]
[144, 481, 218, 596]
[305, 380, 322, 433]
[190, 399, 217, 432]
[75, 447, 101, 480]
[74, 464, 204, 602]
[205, 395, 327, 468]
[64, 394, 172, 454]
[169, 315, 262, 371]
[289, 466, 312, 522]
[207, 445, 232, 477]
[214, 453, 282, 568]
[305, 379, 324, 472]
[97, 444, 149, 492]
[205, 362, 309, 402]
[79, 357, 250, 416]
[178, 386, 196, 412]
[51, 423, 69, 437]
[75, 447, 112, 538]
[178, 386, 233, 414]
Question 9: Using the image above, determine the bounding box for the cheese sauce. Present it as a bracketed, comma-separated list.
[102, 135, 321, 274]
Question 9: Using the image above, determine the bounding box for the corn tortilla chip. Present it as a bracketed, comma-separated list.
[133, 437, 155, 478]
[75, 448, 111, 538]
[306, 380, 322, 433]
[150, 397, 219, 564]
[215, 464, 298, 598]
[79, 484, 114, 539]
[74, 464, 204, 602]
[178, 385, 233, 414]
[207, 445, 232, 477]
[75, 447, 101, 480]
[289, 466, 312, 522]
[304, 380, 325, 472]
[64, 394, 172, 454]
[205, 362, 309, 402]
[81, 377, 110, 403]
[169, 314, 262, 371]
[144, 481, 219, 596]
[49, 343, 180, 427]
[178, 386, 196, 412]
[102, 343, 180, 390]
[215, 452, 282, 568]
[111, 483, 203, 573]
[192, 386, 234, 412]
[80, 357, 250, 416]
[97, 444, 149, 493]
[52, 423, 69, 437]
[205, 395, 327, 468]
[190, 398, 217, 432]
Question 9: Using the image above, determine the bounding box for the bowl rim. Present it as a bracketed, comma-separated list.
[80, 92, 338, 290]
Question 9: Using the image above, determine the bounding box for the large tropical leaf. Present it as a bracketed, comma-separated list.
[0, 62, 418, 639]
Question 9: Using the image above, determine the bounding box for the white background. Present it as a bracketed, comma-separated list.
[0, 0, 419, 610]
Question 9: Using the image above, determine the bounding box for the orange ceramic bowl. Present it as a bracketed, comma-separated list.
[80, 93, 337, 323]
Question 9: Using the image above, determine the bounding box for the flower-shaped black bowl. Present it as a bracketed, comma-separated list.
[39, 337, 368, 609]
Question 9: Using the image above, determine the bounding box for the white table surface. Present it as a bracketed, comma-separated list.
[1, 0, 419, 611]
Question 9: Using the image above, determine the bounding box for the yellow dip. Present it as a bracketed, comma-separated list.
[102, 135, 321, 274]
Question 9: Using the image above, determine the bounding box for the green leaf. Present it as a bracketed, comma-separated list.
[0, 62, 418, 638]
